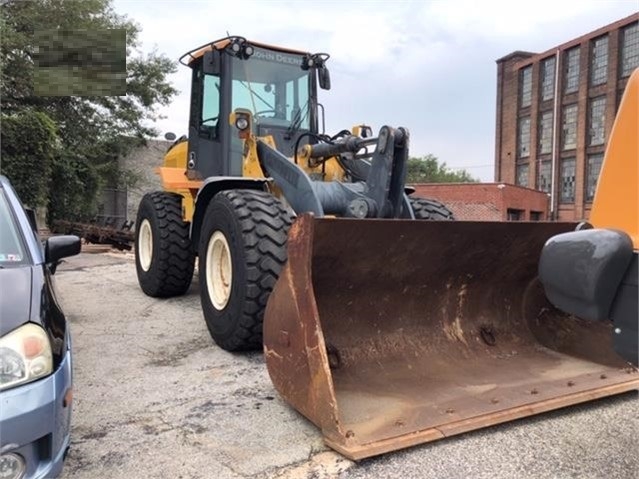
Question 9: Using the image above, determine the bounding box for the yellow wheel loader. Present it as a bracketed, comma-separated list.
[134, 36, 639, 460]
[134, 35, 453, 347]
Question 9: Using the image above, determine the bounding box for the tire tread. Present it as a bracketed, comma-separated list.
[202, 189, 292, 351]
[409, 196, 455, 220]
[136, 191, 194, 297]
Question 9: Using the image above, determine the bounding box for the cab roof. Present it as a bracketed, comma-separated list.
[180, 36, 310, 66]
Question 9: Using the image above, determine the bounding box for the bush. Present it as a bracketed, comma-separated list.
[0, 110, 57, 207]
[47, 153, 102, 224]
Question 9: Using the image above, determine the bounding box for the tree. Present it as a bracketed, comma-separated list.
[0, 110, 58, 207]
[0, 0, 177, 222]
[406, 155, 478, 183]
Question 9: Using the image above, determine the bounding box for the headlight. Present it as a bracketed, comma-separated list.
[0, 324, 52, 391]
[235, 117, 249, 130]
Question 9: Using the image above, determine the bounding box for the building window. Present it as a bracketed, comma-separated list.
[537, 160, 551, 193]
[520, 66, 532, 108]
[518, 116, 531, 158]
[540, 57, 555, 101]
[507, 209, 524, 221]
[538, 111, 553, 154]
[621, 22, 639, 77]
[560, 158, 576, 203]
[591, 35, 608, 86]
[562, 104, 578, 150]
[530, 211, 543, 221]
[586, 153, 604, 201]
[589, 96, 606, 146]
[516, 163, 529, 187]
[564, 47, 580, 94]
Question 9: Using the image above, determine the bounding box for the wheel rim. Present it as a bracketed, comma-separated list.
[206, 231, 233, 310]
[138, 219, 153, 271]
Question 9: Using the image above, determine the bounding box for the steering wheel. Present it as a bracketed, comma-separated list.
[254, 110, 278, 119]
[200, 116, 218, 126]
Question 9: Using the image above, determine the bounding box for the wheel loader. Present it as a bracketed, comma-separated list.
[134, 36, 639, 460]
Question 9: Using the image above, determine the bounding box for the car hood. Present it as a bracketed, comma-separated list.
[0, 266, 33, 336]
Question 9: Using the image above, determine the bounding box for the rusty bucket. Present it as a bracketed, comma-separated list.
[263, 215, 639, 460]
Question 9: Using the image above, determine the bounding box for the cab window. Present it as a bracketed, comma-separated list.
[202, 74, 221, 127]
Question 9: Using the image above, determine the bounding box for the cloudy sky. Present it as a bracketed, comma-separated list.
[114, 0, 638, 181]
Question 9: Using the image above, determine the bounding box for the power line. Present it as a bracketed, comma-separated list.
[446, 164, 494, 169]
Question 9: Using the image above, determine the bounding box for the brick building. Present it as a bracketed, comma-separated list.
[412, 183, 549, 221]
[495, 13, 639, 221]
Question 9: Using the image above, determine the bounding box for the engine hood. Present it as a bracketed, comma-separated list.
[0, 266, 33, 336]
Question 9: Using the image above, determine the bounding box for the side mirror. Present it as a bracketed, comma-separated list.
[164, 132, 177, 141]
[202, 50, 221, 75]
[318, 66, 331, 90]
[45, 235, 81, 265]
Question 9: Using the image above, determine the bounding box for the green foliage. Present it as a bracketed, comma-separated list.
[0, 110, 58, 207]
[406, 155, 478, 184]
[0, 0, 177, 222]
[47, 153, 102, 223]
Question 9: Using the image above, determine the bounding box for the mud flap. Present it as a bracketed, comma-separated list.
[263, 215, 639, 460]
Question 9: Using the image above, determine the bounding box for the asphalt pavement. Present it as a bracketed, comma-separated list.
[56, 252, 638, 479]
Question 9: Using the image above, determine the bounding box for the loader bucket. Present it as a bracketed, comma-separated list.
[264, 215, 639, 460]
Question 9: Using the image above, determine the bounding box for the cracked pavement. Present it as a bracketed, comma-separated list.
[57, 253, 638, 479]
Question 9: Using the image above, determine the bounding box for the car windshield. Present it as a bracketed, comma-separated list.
[0, 189, 29, 267]
[231, 46, 310, 129]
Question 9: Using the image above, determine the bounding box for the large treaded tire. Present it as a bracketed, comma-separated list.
[135, 192, 195, 297]
[409, 196, 455, 220]
[198, 189, 293, 352]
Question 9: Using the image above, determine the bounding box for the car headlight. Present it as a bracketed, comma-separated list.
[0, 324, 52, 391]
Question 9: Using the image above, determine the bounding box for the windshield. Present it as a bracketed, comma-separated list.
[231, 47, 310, 130]
[0, 189, 29, 267]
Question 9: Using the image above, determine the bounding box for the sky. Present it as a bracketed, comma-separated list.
[113, 0, 638, 181]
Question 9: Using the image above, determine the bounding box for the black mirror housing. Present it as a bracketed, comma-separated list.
[45, 235, 81, 264]
[319, 66, 331, 90]
[202, 50, 221, 75]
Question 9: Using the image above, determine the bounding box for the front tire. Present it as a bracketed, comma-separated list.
[135, 192, 195, 297]
[409, 196, 455, 220]
[198, 189, 292, 351]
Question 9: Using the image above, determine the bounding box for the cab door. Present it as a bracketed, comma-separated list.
[187, 59, 225, 180]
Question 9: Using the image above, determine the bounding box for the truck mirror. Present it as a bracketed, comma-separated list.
[203, 50, 220, 75]
[319, 66, 331, 90]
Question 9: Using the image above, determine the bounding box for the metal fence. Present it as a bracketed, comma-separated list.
[97, 187, 128, 223]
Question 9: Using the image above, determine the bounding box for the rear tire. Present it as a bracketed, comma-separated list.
[409, 196, 455, 220]
[135, 192, 195, 297]
[198, 189, 293, 351]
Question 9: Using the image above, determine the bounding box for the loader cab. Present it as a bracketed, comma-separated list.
[185, 38, 325, 180]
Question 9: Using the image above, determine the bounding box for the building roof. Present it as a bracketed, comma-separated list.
[513, 13, 639, 69]
[180, 36, 310, 66]
[495, 51, 535, 63]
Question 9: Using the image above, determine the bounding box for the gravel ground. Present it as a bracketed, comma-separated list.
[56, 252, 638, 479]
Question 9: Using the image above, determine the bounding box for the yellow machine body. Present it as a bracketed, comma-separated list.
[590, 68, 639, 247]
[157, 132, 346, 224]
